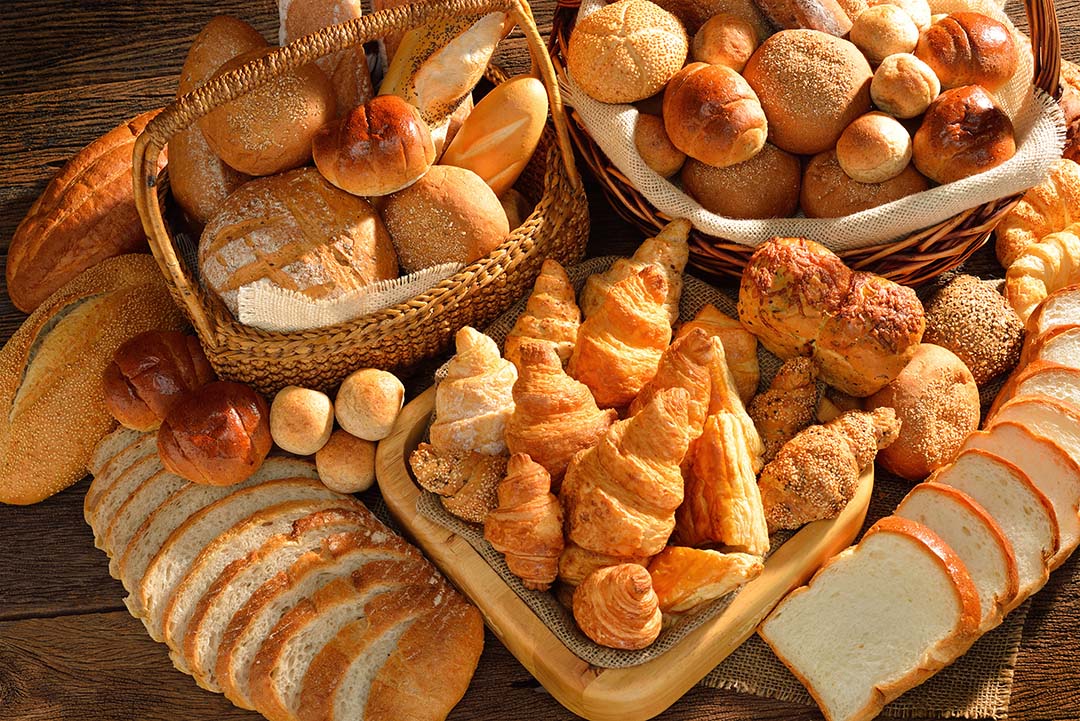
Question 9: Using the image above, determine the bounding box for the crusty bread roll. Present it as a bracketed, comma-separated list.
[334, 368, 404, 441]
[313, 95, 435, 197]
[801, 149, 929, 218]
[315, 429, 377, 493]
[681, 143, 800, 218]
[269, 386, 334, 455]
[635, 114, 686, 178]
[870, 52, 940, 119]
[662, 62, 767, 168]
[743, 29, 872, 155]
[836, 112, 912, 183]
[654, 0, 770, 36]
[913, 85, 1016, 184]
[158, 381, 272, 486]
[381, 165, 509, 273]
[750, 0, 853, 36]
[866, 343, 980, 481]
[915, 12, 1019, 92]
[849, 4, 919, 65]
[868, 0, 930, 29]
[199, 168, 397, 318]
[199, 48, 336, 176]
[691, 13, 760, 72]
[566, 0, 688, 104]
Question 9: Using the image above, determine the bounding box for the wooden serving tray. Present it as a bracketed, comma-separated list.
[375, 386, 874, 721]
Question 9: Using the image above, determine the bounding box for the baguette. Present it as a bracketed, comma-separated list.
[0, 255, 185, 505]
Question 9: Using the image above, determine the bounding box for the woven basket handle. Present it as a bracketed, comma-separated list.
[132, 0, 579, 341]
[1025, 0, 1061, 97]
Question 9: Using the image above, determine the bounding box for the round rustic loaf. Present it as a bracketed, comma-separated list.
[634, 114, 686, 178]
[269, 386, 334, 456]
[691, 13, 760, 72]
[334, 368, 404, 441]
[681, 142, 800, 218]
[868, 0, 930, 29]
[849, 4, 920, 65]
[835, 112, 912, 183]
[870, 53, 940, 119]
[315, 429, 377, 493]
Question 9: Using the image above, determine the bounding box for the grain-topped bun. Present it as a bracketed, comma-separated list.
[312, 95, 435, 197]
[836, 112, 912, 183]
[801, 149, 929, 217]
[849, 4, 920, 65]
[681, 143, 800, 218]
[871, 53, 940, 119]
[690, 13, 759, 72]
[743, 30, 872, 155]
[634, 114, 686, 178]
[662, 62, 767, 168]
[381, 165, 509, 273]
[199, 48, 336, 176]
[334, 368, 404, 441]
[566, 0, 688, 104]
[913, 85, 1016, 184]
[916, 12, 1019, 92]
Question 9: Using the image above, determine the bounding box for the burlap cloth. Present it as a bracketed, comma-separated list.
[415, 255, 1028, 720]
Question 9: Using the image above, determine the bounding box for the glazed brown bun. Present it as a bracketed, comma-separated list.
[681, 142, 800, 218]
[381, 165, 510, 273]
[915, 12, 1019, 92]
[751, 0, 854, 36]
[801, 149, 929, 217]
[743, 30, 872, 155]
[663, 62, 767, 167]
[690, 13, 760, 72]
[199, 48, 336, 176]
[103, 331, 216, 432]
[157, 381, 272, 486]
[913, 85, 1016, 184]
[634, 114, 686, 177]
[313, 95, 435, 197]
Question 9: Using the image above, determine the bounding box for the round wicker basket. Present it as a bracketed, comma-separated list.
[549, 0, 1062, 285]
[133, 0, 589, 395]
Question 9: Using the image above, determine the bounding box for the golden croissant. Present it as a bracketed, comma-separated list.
[580, 218, 690, 324]
[675, 411, 770, 556]
[995, 158, 1080, 267]
[560, 387, 692, 559]
[557, 541, 650, 589]
[572, 564, 662, 650]
[705, 338, 765, 473]
[430, 326, 517, 456]
[675, 303, 760, 402]
[629, 328, 716, 440]
[504, 259, 581, 370]
[747, 356, 819, 464]
[758, 408, 900, 533]
[648, 546, 763, 615]
[1005, 223, 1080, 321]
[505, 341, 617, 487]
[484, 454, 565, 591]
[569, 265, 672, 409]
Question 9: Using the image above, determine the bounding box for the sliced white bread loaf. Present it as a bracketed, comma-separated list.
[91, 453, 165, 550]
[931, 450, 1057, 606]
[183, 509, 375, 692]
[83, 434, 158, 529]
[989, 397, 1080, 469]
[87, 426, 142, 476]
[104, 470, 187, 577]
[1021, 324, 1080, 366]
[760, 516, 981, 721]
[989, 362, 1080, 418]
[1026, 283, 1080, 339]
[963, 422, 1080, 570]
[895, 483, 1018, 631]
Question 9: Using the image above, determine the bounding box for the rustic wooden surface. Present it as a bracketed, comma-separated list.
[0, 1, 1078, 720]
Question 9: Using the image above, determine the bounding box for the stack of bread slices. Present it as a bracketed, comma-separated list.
[84, 429, 483, 721]
[760, 284, 1080, 721]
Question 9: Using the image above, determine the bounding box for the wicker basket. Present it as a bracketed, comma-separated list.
[549, 0, 1062, 285]
[132, 0, 589, 395]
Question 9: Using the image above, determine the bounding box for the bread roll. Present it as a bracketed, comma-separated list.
[849, 4, 919, 65]
[278, 0, 373, 113]
[915, 12, 1019, 92]
[653, 0, 770, 37]
[836, 112, 912, 183]
[662, 62, 767, 168]
[913, 85, 1016, 184]
[801, 150, 929, 217]
[157, 381, 272, 486]
[870, 53, 940, 119]
[315, 429, 377, 493]
[334, 368, 404, 441]
[743, 30, 872, 155]
[199, 48, 336, 176]
[103, 331, 216, 432]
[313, 95, 435, 196]
[690, 13, 759, 72]
[269, 386, 335, 455]
[751, 0, 853, 36]
[198, 168, 397, 318]
[1060, 61, 1080, 164]
[681, 143, 800, 218]
[381, 165, 509, 273]
[868, 0, 930, 29]
[566, 0, 688, 104]
[634, 114, 686, 178]
[866, 343, 980, 481]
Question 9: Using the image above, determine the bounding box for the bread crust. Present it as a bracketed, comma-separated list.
[987, 360, 1080, 418]
[1025, 283, 1080, 338]
[84, 434, 159, 528]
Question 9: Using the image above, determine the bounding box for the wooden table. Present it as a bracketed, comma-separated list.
[1, 1, 1079, 719]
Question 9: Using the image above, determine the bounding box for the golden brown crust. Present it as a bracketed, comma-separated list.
[801, 150, 930, 218]
[690, 13, 760, 72]
[409, 443, 509, 523]
[572, 564, 662, 650]
[1005, 225, 1080, 322]
[751, 0, 853, 36]
[681, 143, 801, 219]
[747, 356, 819, 464]
[913, 85, 1016, 185]
[653, 0, 771, 37]
[504, 260, 581, 371]
[648, 546, 763, 615]
[995, 160, 1080, 268]
[634, 114, 686, 178]
[675, 303, 760, 402]
[914, 12, 1019, 92]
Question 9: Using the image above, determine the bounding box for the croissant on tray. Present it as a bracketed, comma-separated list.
[484, 454, 565, 591]
[504, 259, 581, 370]
[747, 356, 819, 464]
[572, 564, 662, 650]
[648, 546, 764, 616]
[628, 328, 717, 440]
[675, 303, 759, 403]
[557, 541, 650, 590]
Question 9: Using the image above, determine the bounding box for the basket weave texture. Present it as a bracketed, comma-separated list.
[133, 0, 590, 395]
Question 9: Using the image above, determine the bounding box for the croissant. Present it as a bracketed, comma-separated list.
[557, 541, 650, 589]
[995, 158, 1080, 267]
[580, 218, 690, 324]
[560, 387, 692, 559]
[674, 411, 770, 556]
[569, 265, 672, 409]
[483, 454, 565, 591]
[628, 328, 716, 440]
[675, 303, 760, 402]
[430, 326, 517, 456]
[409, 443, 508, 523]
[705, 339, 765, 472]
[747, 357, 819, 463]
[572, 564, 662, 650]
[1005, 224, 1080, 321]
[758, 408, 900, 533]
[505, 341, 617, 487]
[647, 546, 764, 616]
[504, 259, 581, 370]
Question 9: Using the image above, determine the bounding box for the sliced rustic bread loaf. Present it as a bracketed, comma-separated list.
[990, 363, 1080, 418]
[91, 452, 165, 551]
[990, 397, 1080, 469]
[83, 434, 157, 530]
[1022, 324, 1080, 366]
[88, 426, 142, 477]
[104, 470, 187, 577]
[932, 450, 1057, 605]
[963, 422, 1080, 570]
[895, 483, 1018, 631]
[1026, 283, 1080, 339]
[759, 516, 981, 721]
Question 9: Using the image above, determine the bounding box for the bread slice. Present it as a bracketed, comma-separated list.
[1026, 283, 1080, 338]
[87, 426, 143, 477]
[104, 469, 187, 576]
[989, 362, 1080, 418]
[989, 397, 1080, 470]
[931, 449, 1057, 605]
[963, 422, 1080, 570]
[1021, 324, 1080, 366]
[895, 483, 1018, 631]
[91, 454, 164, 554]
[83, 434, 158, 530]
[183, 509, 374, 692]
[759, 516, 981, 721]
